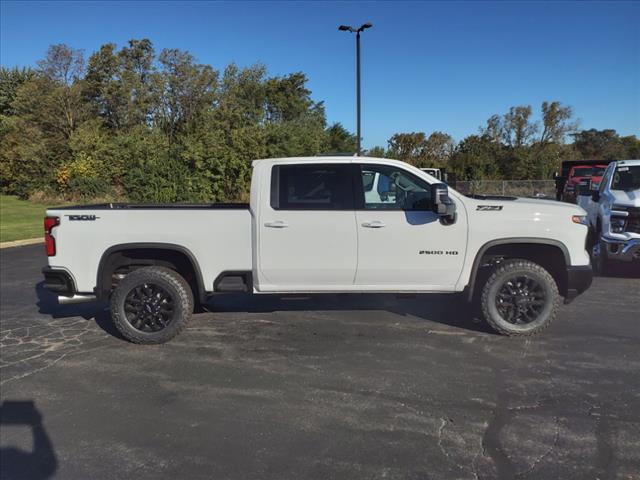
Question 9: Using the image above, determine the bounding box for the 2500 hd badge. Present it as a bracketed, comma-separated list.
[419, 250, 459, 255]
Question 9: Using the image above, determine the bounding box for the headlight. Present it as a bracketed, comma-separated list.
[610, 217, 626, 233]
[591, 182, 600, 190]
[566, 185, 575, 192]
[572, 215, 588, 226]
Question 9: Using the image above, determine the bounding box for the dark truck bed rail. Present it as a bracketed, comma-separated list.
[49, 203, 250, 210]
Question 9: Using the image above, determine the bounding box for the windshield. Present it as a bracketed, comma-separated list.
[611, 165, 640, 191]
[592, 166, 606, 177]
[571, 167, 593, 177]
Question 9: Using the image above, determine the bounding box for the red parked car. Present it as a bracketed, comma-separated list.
[563, 164, 607, 203]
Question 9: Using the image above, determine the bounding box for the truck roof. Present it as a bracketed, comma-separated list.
[252, 156, 405, 167]
[614, 159, 640, 166]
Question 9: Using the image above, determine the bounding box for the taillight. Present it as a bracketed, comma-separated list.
[44, 216, 59, 256]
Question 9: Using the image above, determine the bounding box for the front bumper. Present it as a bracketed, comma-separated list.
[601, 237, 640, 262]
[564, 265, 593, 304]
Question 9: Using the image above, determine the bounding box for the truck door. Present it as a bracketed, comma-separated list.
[256, 163, 357, 291]
[354, 163, 467, 290]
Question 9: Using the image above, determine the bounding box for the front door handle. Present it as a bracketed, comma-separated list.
[264, 220, 289, 228]
[362, 220, 386, 228]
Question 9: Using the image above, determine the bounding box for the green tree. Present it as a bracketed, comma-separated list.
[571, 129, 628, 160]
[0, 67, 35, 116]
[387, 132, 427, 165]
[324, 122, 356, 154]
[264, 72, 314, 123]
[423, 131, 455, 167]
[155, 48, 218, 140]
[502, 105, 538, 147]
[449, 135, 503, 180]
[365, 146, 387, 158]
[539, 101, 578, 145]
[386, 131, 454, 167]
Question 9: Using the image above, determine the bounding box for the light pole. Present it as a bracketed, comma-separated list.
[339, 22, 373, 156]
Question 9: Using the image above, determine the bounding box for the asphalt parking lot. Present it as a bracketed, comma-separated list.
[1, 245, 639, 479]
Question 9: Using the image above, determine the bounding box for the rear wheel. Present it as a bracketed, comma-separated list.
[480, 259, 559, 336]
[110, 266, 193, 344]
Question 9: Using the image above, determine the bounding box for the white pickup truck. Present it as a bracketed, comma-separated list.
[43, 156, 593, 343]
[577, 159, 640, 272]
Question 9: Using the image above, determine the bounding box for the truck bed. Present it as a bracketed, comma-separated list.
[51, 203, 249, 210]
[46, 204, 253, 294]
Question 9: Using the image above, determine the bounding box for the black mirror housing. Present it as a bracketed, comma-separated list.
[430, 183, 457, 224]
[577, 181, 591, 196]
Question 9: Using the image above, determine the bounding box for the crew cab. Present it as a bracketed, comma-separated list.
[42, 157, 593, 343]
[563, 164, 607, 204]
[577, 159, 640, 272]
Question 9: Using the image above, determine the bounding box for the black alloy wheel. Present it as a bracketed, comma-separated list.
[495, 275, 547, 325]
[124, 283, 175, 332]
[480, 259, 559, 336]
[110, 266, 194, 344]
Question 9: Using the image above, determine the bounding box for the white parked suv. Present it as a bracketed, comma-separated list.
[42, 156, 593, 343]
[577, 159, 640, 272]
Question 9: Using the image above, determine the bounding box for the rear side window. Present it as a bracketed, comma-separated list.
[270, 164, 354, 210]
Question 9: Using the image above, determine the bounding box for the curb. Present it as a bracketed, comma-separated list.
[0, 238, 44, 249]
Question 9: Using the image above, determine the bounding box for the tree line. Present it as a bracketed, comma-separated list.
[1, 40, 638, 202]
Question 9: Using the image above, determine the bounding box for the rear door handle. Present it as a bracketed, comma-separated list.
[362, 220, 386, 228]
[264, 220, 289, 228]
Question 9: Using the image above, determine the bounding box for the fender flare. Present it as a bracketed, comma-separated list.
[465, 238, 570, 301]
[96, 242, 206, 303]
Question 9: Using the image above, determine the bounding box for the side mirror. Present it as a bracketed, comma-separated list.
[430, 183, 456, 225]
[577, 181, 591, 196]
[591, 190, 600, 202]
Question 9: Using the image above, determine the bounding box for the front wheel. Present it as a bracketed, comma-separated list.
[110, 266, 194, 344]
[480, 259, 560, 336]
[592, 240, 612, 276]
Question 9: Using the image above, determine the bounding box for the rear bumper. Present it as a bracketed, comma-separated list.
[564, 265, 593, 304]
[42, 267, 98, 304]
[42, 267, 75, 296]
[601, 237, 640, 262]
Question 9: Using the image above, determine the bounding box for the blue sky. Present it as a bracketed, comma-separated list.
[1, 0, 638, 147]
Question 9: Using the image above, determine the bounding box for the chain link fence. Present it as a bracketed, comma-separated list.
[454, 180, 556, 198]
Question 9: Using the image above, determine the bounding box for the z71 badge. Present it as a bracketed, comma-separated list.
[476, 205, 503, 211]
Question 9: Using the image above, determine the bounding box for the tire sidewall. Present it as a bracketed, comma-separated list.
[483, 263, 557, 335]
[596, 239, 611, 275]
[111, 267, 193, 344]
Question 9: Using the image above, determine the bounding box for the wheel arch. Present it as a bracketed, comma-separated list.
[96, 243, 206, 303]
[465, 238, 571, 302]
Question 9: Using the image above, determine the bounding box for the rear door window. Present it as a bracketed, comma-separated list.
[270, 164, 354, 210]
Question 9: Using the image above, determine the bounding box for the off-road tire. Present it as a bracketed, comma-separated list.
[480, 259, 560, 336]
[110, 266, 193, 344]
